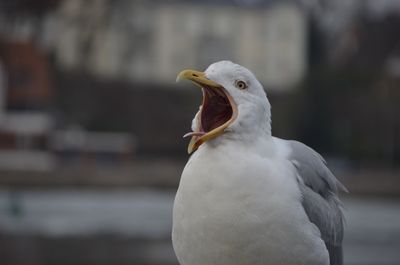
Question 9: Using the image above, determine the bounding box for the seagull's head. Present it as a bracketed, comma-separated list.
[177, 61, 271, 153]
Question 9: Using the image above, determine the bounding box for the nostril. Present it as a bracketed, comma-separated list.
[192, 73, 198, 77]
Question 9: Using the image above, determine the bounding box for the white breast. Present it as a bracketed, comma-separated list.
[172, 141, 329, 265]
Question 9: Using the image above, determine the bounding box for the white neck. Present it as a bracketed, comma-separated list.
[218, 98, 272, 146]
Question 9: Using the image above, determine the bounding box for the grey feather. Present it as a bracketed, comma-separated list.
[288, 140, 346, 265]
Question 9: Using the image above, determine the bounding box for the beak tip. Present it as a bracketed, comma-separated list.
[176, 70, 190, 83]
[187, 147, 195, 154]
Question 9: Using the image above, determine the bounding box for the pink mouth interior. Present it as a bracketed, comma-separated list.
[184, 85, 233, 138]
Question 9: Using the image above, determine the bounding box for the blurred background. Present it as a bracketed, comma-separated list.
[0, 0, 399, 264]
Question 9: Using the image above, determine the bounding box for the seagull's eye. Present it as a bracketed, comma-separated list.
[235, 80, 247, 90]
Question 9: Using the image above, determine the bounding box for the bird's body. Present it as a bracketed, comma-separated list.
[173, 137, 329, 265]
[173, 61, 345, 265]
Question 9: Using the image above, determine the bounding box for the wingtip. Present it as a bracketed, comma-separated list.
[337, 181, 349, 193]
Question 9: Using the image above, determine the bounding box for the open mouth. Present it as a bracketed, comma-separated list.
[177, 69, 238, 153]
[184, 85, 234, 138]
[202, 86, 233, 132]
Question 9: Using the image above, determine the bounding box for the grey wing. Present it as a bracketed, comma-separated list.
[288, 140, 346, 265]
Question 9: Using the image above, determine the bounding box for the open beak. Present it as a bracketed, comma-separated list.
[177, 69, 238, 154]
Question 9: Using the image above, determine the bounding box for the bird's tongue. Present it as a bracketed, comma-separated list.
[183, 132, 205, 138]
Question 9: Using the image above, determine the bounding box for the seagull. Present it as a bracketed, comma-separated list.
[173, 61, 346, 265]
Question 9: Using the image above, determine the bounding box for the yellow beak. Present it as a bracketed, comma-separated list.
[176, 70, 222, 88]
[177, 69, 238, 154]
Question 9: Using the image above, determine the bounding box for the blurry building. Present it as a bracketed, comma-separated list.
[0, 0, 309, 156]
[0, 39, 136, 171]
[52, 0, 307, 91]
[0, 39, 54, 171]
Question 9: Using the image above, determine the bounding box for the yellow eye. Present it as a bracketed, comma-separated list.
[235, 80, 247, 90]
